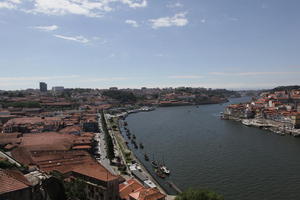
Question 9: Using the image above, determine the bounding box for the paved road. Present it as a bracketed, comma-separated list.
[95, 116, 117, 175]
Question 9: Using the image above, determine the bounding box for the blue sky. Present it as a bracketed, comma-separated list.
[0, 0, 300, 90]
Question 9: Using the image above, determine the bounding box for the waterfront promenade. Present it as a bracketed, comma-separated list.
[98, 110, 174, 198]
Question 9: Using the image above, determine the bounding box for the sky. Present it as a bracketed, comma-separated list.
[0, 0, 300, 90]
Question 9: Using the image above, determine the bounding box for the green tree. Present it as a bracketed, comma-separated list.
[102, 90, 137, 103]
[64, 179, 87, 200]
[100, 110, 115, 161]
[175, 188, 224, 200]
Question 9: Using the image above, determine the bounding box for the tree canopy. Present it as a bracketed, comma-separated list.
[175, 188, 224, 200]
[102, 90, 137, 103]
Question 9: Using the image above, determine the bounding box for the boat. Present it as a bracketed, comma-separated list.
[155, 169, 166, 179]
[160, 165, 170, 175]
[139, 143, 144, 149]
[151, 161, 158, 168]
[144, 153, 149, 161]
[132, 134, 136, 139]
[242, 119, 251, 126]
[133, 141, 138, 149]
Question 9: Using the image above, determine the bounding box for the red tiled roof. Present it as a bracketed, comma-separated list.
[129, 188, 166, 200]
[72, 145, 92, 150]
[19, 132, 76, 151]
[0, 169, 31, 194]
[59, 126, 81, 134]
[119, 179, 144, 200]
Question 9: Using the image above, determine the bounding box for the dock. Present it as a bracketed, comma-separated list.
[166, 181, 182, 194]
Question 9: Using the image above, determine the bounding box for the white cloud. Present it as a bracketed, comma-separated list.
[125, 19, 139, 27]
[20, 0, 147, 17]
[168, 75, 203, 79]
[54, 34, 89, 43]
[167, 2, 183, 8]
[120, 0, 147, 8]
[0, 0, 21, 9]
[33, 25, 58, 31]
[149, 12, 188, 29]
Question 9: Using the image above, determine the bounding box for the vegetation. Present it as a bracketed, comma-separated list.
[51, 171, 85, 200]
[64, 178, 87, 200]
[102, 90, 137, 103]
[175, 188, 224, 200]
[100, 110, 115, 160]
[0, 160, 19, 169]
[0, 159, 27, 172]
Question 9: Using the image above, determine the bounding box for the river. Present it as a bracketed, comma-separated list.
[122, 97, 300, 200]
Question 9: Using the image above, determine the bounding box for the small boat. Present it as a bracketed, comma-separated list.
[139, 143, 144, 149]
[151, 161, 158, 168]
[144, 154, 149, 161]
[160, 165, 170, 175]
[132, 134, 136, 139]
[155, 169, 166, 179]
[124, 122, 128, 126]
[242, 119, 251, 126]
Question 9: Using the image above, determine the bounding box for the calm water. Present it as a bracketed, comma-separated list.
[123, 97, 300, 200]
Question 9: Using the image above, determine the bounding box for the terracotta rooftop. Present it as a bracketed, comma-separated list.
[119, 179, 144, 200]
[129, 188, 166, 200]
[72, 145, 92, 150]
[59, 126, 81, 134]
[19, 132, 76, 151]
[0, 169, 31, 194]
[3, 117, 62, 127]
[11, 149, 118, 182]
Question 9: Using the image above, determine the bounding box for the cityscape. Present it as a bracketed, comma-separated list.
[1, 0, 300, 200]
[1, 83, 300, 200]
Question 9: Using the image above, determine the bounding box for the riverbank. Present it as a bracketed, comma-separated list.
[102, 109, 175, 197]
[222, 115, 300, 137]
[123, 99, 300, 200]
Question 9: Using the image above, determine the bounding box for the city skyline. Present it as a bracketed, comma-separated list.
[1, 0, 300, 90]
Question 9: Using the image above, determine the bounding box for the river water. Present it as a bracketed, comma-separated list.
[123, 97, 300, 200]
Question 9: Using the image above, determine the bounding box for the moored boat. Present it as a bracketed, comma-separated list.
[139, 142, 144, 149]
[144, 153, 149, 161]
[155, 168, 166, 179]
[151, 161, 158, 168]
[160, 165, 170, 175]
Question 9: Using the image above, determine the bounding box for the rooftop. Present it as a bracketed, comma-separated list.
[0, 169, 31, 194]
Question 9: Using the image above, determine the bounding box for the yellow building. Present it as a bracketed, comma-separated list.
[291, 114, 300, 129]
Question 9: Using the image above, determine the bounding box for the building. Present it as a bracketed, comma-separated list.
[39, 82, 47, 92]
[52, 86, 64, 93]
[119, 179, 166, 200]
[11, 149, 121, 200]
[0, 169, 33, 200]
